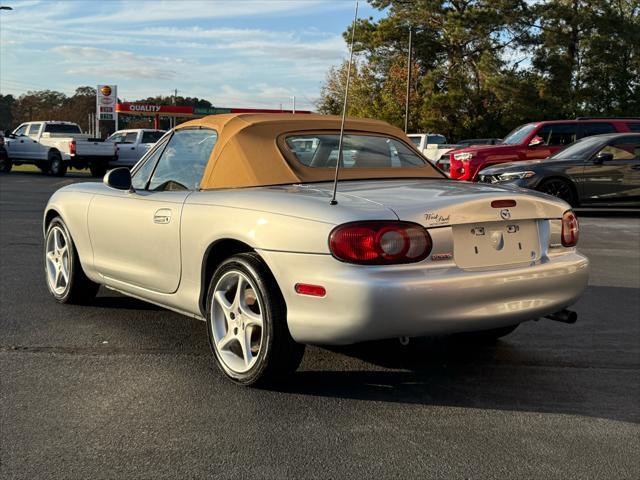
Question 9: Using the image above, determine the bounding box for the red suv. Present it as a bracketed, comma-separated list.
[449, 118, 640, 181]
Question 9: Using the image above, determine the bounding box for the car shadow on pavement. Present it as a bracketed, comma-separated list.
[269, 315, 639, 425]
[71, 287, 638, 424]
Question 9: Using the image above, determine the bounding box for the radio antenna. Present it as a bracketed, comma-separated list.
[329, 0, 359, 206]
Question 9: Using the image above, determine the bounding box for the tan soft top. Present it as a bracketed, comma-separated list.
[176, 113, 442, 190]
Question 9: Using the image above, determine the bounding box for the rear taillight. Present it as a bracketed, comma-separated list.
[561, 210, 579, 247]
[69, 140, 76, 155]
[329, 221, 432, 265]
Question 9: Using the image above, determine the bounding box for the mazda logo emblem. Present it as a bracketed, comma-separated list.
[500, 209, 511, 220]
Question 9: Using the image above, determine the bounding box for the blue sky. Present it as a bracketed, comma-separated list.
[0, 0, 384, 110]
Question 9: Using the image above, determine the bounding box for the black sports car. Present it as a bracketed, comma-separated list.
[478, 133, 640, 207]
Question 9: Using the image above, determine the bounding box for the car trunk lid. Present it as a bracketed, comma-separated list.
[314, 179, 567, 269]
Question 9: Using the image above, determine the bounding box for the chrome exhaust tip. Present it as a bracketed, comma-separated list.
[545, 309, 577, 324]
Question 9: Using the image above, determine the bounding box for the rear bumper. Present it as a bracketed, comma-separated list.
[258, 249, 589, 345]
[70, 155, 117, 163]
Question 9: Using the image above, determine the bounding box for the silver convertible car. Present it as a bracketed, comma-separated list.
[43, 114, 589, 385]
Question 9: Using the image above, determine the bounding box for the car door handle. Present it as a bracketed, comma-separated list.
[153, 209, 172, 224]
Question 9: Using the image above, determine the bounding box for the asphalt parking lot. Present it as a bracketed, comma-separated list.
[1, 171, 638, 479]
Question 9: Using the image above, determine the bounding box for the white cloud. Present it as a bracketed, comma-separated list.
[0, 0, 369, 107]
[52, 46, 182, 80]
[46, 0, 346, 26]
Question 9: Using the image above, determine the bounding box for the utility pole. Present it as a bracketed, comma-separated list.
[172, 89, 178, 128]
[0, 6, 13, 96]
[404, 25, 413, 134]
[291, 96, 296, 114]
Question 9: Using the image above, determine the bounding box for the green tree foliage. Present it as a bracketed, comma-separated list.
[4, 89, 213, 133]
[318, 0, 640, 140]
[7, 87, 97, 132]
[134, 95, 213, 108]
[11, 90, 67, 126]
[0, 94, 15, 133]
[531, 0, 640, 116]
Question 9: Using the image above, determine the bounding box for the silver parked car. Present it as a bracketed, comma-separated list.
[43, 114, 589, 385]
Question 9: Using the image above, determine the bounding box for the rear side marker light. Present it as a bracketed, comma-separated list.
[491, 199, 516, 208]
[561, 210, 579, 247]
[295, 283, 326, 297]
[329, 221, 432, 265]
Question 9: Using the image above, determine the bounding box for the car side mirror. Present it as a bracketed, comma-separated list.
[528, 136, 544, 147]
[594, 152, 613, 164]
[104, 167, 132, 191]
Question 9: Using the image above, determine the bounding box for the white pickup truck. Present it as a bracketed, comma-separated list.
[4, 121, 117, 177]
[408, 133, 462, 176]
[106, 129, 166, 167]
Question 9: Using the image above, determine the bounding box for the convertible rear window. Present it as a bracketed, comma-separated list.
[284, 134, 428, 169]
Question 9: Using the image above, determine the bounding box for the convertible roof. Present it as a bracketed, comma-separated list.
[176, 113, 442, 190]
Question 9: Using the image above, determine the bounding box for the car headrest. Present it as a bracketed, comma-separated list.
[352, 149, 392, 168]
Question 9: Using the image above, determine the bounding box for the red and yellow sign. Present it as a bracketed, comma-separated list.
[96, 84, 117, 121]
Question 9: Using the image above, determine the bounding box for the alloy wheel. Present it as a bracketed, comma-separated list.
[45, 226, 70, 295]
[210, 270, 264, 374]
[539, 179, 574, 204]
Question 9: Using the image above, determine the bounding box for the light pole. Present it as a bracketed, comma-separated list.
[291, 96, 296, 114]
[404, 25, 413, 134]
[0, 5, 13, 96]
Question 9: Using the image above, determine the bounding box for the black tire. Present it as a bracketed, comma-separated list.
[455, 324, 519, 342]
[537, 178, 577, 207]
[206, 252, 305, 386]
[49, 151, 67, 177]
[36, 160, 50, 173]
[44, 217, 100, 304]
[0, 154, 12, 172]
[89, 162, 107, 178]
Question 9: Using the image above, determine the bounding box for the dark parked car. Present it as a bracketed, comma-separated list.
[478, 133, 640, 207]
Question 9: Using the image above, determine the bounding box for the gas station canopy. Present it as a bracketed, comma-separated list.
[115, 103, 312, 129]
[115, 103, 311, 117]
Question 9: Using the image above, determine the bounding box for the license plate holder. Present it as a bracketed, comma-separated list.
[453, 220, 540, 269]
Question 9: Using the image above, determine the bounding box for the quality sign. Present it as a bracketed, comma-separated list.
[96, 84, 117, 121]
